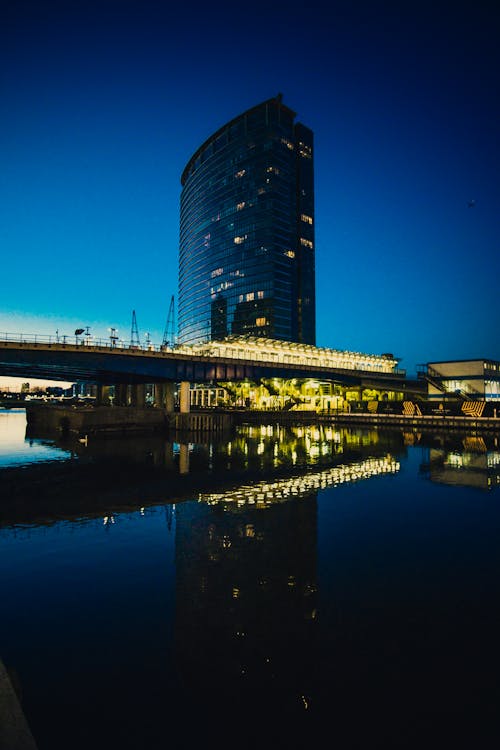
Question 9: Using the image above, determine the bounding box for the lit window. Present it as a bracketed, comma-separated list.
[246, 292, 255, 302]
[235, 169, 246, 178]
[266, 166, 280, 174]
[301, 214, 313, 225]
[298, 142, 312, 158]
[285, 250, 295, 258]
[257, 290, 264, 299]
[234, 235, 247, 244]
[256, 317, 267, 327]
[281, 138, 294, 150]
[300, 238, 313, 248]
[236, 201, 245, 210]
[211, 267, 223, 278]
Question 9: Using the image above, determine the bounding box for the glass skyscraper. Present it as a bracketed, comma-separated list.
[178, 95, 315, 345]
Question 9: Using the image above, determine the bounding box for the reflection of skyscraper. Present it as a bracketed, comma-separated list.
[174, 495, 317, 720]
[179, 95, 315, 345]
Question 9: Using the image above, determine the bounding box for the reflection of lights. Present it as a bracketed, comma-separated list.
[446, 453, 464, 468]
[200, 455, 400, 507]
[103, 515, 115, 525]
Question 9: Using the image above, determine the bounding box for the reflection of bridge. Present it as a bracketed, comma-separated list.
[200, 455, 400, 507]
[0, 334, 424, 395]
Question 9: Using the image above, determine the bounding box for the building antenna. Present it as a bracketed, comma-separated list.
[162, 295, 176, 347]
[130, 310, 140, 346]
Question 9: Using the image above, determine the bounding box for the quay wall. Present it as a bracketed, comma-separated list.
[25, 404, 171, 437]
[24, 403, 500, 437]
[233, 409, 500, 432]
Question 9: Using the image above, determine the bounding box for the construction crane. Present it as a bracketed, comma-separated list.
[130, 310, 140, 347]
[162, 295, 176, 348]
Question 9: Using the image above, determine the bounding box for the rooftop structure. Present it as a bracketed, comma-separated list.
[176, 334, 402, 374]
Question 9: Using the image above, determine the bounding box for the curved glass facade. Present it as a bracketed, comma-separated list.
[179, 95, 315, 345]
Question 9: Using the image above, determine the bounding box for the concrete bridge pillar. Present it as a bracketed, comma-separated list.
[179, 381, 190, 413]
[115, 383, 128, 406]
[155, 382, 175, 411]
[130, 383, 146, 407]
[153, 382, 165, 408]
[165, 382, 175, 412]
[96, 384, 112, 405]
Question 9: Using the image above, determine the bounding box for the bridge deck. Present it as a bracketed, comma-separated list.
[0, 339, 424, 394]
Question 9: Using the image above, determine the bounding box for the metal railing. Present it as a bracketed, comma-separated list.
[0, 331, 172, 352]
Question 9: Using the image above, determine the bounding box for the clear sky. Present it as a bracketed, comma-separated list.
[1, 0, 498, 382]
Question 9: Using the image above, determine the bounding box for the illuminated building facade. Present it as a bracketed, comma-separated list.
[179, 95, 315, 345]
[424, 359, 500, 402]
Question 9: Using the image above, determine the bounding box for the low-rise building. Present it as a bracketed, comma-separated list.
[422, 359, 500, 402]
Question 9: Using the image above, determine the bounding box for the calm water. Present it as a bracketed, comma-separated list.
[1, 409, 500, 748]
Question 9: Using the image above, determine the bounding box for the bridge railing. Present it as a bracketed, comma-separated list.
[0, 331, 171, 352]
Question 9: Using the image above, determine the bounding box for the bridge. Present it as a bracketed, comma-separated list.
[0, 332, 424, 396]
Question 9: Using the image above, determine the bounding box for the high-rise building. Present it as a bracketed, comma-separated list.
[178, 95, 315, 345]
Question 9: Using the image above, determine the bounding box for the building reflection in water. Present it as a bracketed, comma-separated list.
[421, 434, 500, 490]
[172, 426, 400, 724]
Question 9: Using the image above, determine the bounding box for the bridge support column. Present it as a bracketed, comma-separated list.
[115, 383, 128, 406]
[130, 383, 146, 407]
[96, 385, 112, 405]
[153, 383, 165, 408]
[165, 382, 175, 412]
[179, 381, 190, 413]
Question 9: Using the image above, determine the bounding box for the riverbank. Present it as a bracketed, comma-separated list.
[23, 402, 500, 436]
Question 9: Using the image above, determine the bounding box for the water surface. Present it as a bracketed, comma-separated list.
[1, 410, 499, 748]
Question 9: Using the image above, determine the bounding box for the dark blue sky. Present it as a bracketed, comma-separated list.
[1, 0, 498, 377]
